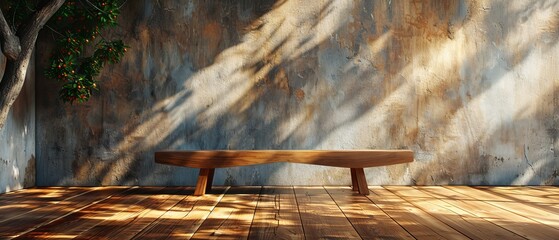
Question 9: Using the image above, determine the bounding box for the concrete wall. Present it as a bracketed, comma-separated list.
[36, 0, 559, 186]
[0, 55, 36, 193]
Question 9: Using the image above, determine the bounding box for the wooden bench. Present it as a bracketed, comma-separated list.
[155, 150, 413, 196]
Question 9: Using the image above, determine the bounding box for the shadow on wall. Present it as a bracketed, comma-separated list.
[35, 0, 559, 186]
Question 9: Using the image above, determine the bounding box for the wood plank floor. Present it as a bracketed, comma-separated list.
[0, 186, 557, 239]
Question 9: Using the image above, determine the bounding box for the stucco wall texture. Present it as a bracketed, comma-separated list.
[36, 0, 559, 186]
[0, 55, 35, 193]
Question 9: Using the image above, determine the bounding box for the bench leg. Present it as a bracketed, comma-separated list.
[351, 168, 369, 195]
[206, 168, 215, 192]
[194, 168, 214, 196]
[350, 168, 358, 191]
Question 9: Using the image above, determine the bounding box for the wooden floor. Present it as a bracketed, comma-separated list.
[0, 186, 558, 239]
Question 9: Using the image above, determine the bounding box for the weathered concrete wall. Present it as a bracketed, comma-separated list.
[36, 0, 559, 186]
[0, 55, 36, 193]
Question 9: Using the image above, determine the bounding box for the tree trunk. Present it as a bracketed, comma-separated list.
[0, 0, 65, 130]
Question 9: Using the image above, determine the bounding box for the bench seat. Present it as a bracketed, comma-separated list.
[155, 150, 413, 195]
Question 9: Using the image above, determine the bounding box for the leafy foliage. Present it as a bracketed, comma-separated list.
[2, 0, 127, 103]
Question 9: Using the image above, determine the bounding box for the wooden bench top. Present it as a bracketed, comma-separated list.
[155, 150, 414, 168]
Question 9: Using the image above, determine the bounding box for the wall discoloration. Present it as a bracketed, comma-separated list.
[36, 0, 559, 186]
[0, 54, 36, 193]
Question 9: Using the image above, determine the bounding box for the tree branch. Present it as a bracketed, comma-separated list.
[17, 0, 66, 46]
[0, 0, 66, 130]
[0, 9, 21, 60]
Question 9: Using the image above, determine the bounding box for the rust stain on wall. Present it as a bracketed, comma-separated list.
[294, 89, 305, 101]
[23, 155, 36, 188]
[201, 22, 224, 63]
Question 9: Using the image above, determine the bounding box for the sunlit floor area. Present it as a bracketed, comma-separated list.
[0, 186, 558, 239]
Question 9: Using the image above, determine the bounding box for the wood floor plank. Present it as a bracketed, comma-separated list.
[130, 193, 195, 239]
[530, 186, 559, 192]
[15, 187, 149, 239]
[293, 186, 361, 239]
[0, 187, 86, 202]
[132, 186, 229, 239]
[2, 186, 558, 239]
[421, 186, 557, 240]
[325, 186, 414, 239]
[528, 186, 559, 198]
[103, 187, 192, 240]
[191, 186, 261, 240]
[0, 187, 94, 223]
[448, 186, 559, 231]
[477, 186, 559, 203]
[386, 186, 526, 240]
[1, 187, 129, 239]
[367, 186, 469, 240]
[477, 186, 559, 214]
[73, 187, 193, 240]
[248, 186, 304, 240]
[154, 186, 230, 239]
